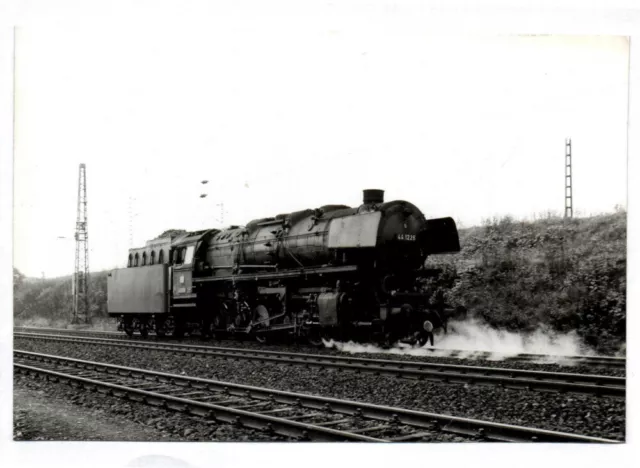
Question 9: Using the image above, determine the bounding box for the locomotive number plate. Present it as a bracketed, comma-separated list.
[397, 234, 416, 241]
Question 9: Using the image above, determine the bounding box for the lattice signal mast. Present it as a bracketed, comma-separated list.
[73, 163, 90, 324]
[565, 138, 573, 219]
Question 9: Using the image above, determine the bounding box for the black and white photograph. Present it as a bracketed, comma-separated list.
[1, 1, 637, 468]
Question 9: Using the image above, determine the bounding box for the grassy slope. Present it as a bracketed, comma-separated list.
[13, 271, 109, 327]
[426, 212, 626, 354]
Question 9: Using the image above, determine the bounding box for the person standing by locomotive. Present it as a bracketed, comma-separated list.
[433, 288, 448, 333]
[416, 307, 443, 347]
[420, 319, 435, 347]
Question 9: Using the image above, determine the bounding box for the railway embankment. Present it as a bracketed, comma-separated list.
[426, 211, 626, 355]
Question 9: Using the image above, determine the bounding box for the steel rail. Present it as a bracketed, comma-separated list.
[14, 363, 379, 442]
[427, 348, 626, 368]
[14, 326, 626, 369]
[14, 350, 619, 443]
[15, 332, 625, 397]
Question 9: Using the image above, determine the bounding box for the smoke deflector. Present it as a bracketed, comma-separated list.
[420, 217, 461, 254]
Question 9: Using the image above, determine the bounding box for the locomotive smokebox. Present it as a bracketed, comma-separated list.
[363, 189, 384, 204]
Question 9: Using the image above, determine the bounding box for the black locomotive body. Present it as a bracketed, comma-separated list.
[107, 189, 461, 345]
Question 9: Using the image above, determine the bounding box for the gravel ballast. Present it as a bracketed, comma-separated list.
[14, 337, 625, 441]
[14, 373, 289, 441]
[16, 331, 627, 377]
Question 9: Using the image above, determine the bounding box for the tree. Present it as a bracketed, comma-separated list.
[13, 268, 25, 293]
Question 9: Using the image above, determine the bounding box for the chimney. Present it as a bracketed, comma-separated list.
[363, 189, 384, 204]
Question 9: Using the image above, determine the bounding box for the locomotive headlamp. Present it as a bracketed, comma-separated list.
[423, 320, 434, 332]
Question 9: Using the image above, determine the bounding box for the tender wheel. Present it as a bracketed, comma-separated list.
[123, 318, 134, 337]
[156, 317, 170, 338]
[172, 318, 185, 339]
[139, 321, 149, 338]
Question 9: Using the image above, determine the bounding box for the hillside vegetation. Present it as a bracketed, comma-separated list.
[426, 211, 626, 354]
[13, 270, 109, 328]
[13, 212, 626, 353]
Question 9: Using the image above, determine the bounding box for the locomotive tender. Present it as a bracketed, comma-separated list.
[107, 189, 461, 345]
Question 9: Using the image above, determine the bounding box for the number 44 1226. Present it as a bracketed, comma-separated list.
[397, 234, 416, 241]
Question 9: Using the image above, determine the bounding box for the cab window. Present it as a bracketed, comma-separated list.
[184, 245, 195, 265]
[172, 249, 178, 265]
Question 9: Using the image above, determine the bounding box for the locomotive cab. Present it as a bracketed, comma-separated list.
[170, 230, 217, 304]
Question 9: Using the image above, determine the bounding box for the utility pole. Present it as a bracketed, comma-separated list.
[565, 138, 573, 219]
[73, 163, 90, 324]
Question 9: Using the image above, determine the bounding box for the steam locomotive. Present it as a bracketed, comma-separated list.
[107, 189, 462, 345]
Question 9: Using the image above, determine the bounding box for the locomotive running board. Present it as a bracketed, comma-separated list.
[193, 265, 358, 283]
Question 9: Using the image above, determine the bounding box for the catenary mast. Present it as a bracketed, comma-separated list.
[73, 163, 90, 323]
[565, 138, 573, 219]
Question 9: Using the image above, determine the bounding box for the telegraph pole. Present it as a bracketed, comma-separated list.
[73, 163, 90, 324]
[564, 138, 573, 219]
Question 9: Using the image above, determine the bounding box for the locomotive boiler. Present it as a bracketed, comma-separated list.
[107, 189, 461, 345]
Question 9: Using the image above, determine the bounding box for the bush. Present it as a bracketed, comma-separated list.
[426, 212, 626, 354]
[13, 270, 110, 324]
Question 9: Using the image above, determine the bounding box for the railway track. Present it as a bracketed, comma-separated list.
[431, 349, 626, 369]
[14, 350, 618, 443]
[15, 331, 625, 397]
[14, 326, 626, 369]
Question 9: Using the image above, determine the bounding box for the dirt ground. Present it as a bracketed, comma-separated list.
[13, 382, 169, 441]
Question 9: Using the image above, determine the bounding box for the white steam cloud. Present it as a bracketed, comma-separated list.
[434, 318, 593, 356]
[323, 318, 598, 361]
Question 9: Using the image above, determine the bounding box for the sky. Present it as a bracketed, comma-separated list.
[12, 28, 629, 278]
